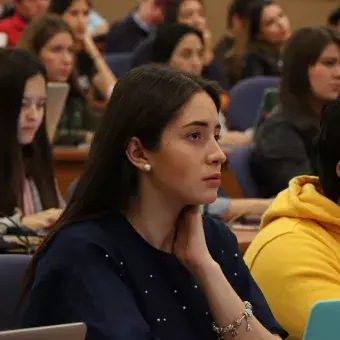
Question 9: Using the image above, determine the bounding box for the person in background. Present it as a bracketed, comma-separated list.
[221, 0, 254, 86]
[224, 0, 290, 87]
[48, 0, 116, 101]
[18, 14, 99, 146]
[0, 0, 49, 46]
[328, 7, 340, 32]
[132, 0, 229, 90]
[0, 49, 63, 235]
[245, 99, 340, 340]
[243, 0, 290, 78]
[251, 27, 340, 198]
[24, 64, 287, 340]
[88, 10, 109, 38]
[106, 0, 168, 54]
[215, 0, 253, 65]
[152, 23, 273, 221]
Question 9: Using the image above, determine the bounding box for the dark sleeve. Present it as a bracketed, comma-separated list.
[106, 22, 124, 54]
[204, 217, 288, 339]
[244, 53, 267, 78]
[131, 38, 154, 68]
[202, 58, 229, 91]
[53, 96, 99, 146]
[24, 238, 161, 340]
[253, 120, 314, 195]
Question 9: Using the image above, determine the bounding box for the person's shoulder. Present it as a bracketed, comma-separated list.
[39, 218, 111, 268]
[108, 15, 135, 34]
[51, 219, 105, 248]
[255, 106, 298, 139]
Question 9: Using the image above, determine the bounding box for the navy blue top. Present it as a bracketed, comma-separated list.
[24, 213, 288, 340]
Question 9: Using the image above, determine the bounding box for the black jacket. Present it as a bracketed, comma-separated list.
[106, 15, 150, 54]
[244, 41, 282, 78]
[251, 105, 320, 198]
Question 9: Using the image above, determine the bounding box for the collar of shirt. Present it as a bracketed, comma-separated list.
[132, 12, 155, 34]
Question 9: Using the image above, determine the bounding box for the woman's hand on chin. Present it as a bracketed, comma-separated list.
[173, 205, 215, 273]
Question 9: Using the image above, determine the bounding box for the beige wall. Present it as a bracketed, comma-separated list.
[92, 0, 338, 43]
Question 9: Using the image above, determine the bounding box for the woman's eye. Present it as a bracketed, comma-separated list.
[215, 134, 221, 142]
[188, 132, 201, 141]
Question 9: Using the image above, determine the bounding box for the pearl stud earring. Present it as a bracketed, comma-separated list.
[144, 163, 151, 172]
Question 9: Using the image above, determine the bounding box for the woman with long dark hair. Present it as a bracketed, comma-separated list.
[252, 27, 340, 198]
[48, 0, 116, 100]
[0, 49, 63, 234]
[24, 65, 287, 340]
[132, 0, 229, 90]
[244, 0, 290, 78]
[152, 23, 273, 223]
[224, 0, 290, 86]
[18, 14, 99, 146]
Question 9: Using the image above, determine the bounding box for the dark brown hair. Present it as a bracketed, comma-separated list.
[48, 0, 92, 14]
[164, 0, 205, 24]
[26, 64, 221, 290]
[152, 23, 204, 64]
[0, 48, 59, 216]
[280, 26, 340, 113]
[316, 99, 340, 202]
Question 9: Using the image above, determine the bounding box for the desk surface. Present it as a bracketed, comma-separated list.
[53, 147, 89, 161]
[231, 225, 258, 255]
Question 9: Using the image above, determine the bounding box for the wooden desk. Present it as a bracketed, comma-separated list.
[231, 226, 259, 255]
[53, 148, 88, 198]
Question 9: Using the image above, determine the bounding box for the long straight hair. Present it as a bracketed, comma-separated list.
[26, 64, 221, 289]
[48, 0, 92, 14]
[280, 27, 340, 114]
[0, 49, 59, 216]
[164, 0, 205, 24]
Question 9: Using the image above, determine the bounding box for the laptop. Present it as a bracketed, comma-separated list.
[0, 323, 86, 340]
[45, 82, 70, 142]
[303, 300, 340, 340]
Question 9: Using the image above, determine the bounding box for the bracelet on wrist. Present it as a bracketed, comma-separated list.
[212, 301, 253, 339]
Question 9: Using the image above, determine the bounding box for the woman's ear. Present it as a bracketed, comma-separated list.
[336, 161, 340, 178]
[126, 137, 151, 172]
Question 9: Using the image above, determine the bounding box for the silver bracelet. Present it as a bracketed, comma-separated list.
[212, 301, 253, 339]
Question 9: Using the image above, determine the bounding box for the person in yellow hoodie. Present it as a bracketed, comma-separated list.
[244, 99, 340, 340]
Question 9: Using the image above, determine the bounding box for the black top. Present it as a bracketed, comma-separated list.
[214, 35, 234, 64]
[24, 213, 288, 340]
[244, 42, 282, 79]
[107, 15, 150, 54]
[77, 51, 94, 94]
[251, 105, 320, 198]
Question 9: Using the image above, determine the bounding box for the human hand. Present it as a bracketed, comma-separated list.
[21, 209, 63, 232]
[83, 34, 100, 60]
[173, 206, 213, 273]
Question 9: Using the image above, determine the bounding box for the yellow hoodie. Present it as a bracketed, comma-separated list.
[244, 176, 340, 340]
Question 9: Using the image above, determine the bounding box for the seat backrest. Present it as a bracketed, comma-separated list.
[103, 53, 132, 79]
[228, 145, 259, 198]
[0, 255, 31, 331]
[228, 76, 280, 131]
[130, 37, 154, 68]
[303, 300, 340, 340]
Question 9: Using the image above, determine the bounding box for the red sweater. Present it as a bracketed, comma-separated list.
[0, 13, 26, 47]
